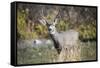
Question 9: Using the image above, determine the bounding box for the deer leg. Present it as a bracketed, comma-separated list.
[57, 47, 67, 62]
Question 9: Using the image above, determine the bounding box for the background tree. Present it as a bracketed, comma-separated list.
[17, 3, 97, 41]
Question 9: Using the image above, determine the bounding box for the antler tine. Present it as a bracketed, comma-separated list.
[41, 7, 48, 22]
[53, 9, 61, 25]
[53, 9, 60, 22]
[41, 7, 45, 18]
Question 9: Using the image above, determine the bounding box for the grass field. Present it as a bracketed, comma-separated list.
[17, 41, 97, 64]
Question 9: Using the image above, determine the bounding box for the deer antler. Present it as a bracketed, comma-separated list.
[39, 7, 61, 25]
[54, 9, 60, 20]
[39, 7, 49, 25]
[53, 9, 61, 25]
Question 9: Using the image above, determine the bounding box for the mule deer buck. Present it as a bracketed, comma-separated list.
[39, 9, 81, 62]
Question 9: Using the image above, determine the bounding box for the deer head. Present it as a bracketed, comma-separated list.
[39, 8, 60, 34]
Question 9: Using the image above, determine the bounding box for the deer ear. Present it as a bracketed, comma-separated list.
[39, 19, 47, 26]
[53, 19, 58, 25]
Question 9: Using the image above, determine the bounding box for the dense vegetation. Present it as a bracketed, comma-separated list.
[17, 41, 96, 64]
[17, 3, 97, 41]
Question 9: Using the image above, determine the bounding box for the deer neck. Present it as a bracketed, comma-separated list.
[49, 31, 59, 40]
[49, 31, 61, 54]
[49, 31, 59, 46]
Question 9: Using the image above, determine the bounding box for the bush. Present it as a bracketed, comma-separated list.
[17, 9, 96, 41]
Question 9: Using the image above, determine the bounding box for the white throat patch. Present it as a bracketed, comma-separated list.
[49, 25, 56, 34]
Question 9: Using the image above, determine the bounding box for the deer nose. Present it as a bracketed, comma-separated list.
[48, 28, 51, 31]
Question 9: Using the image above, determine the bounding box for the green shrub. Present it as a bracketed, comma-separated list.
[17, 9, 96, 41]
